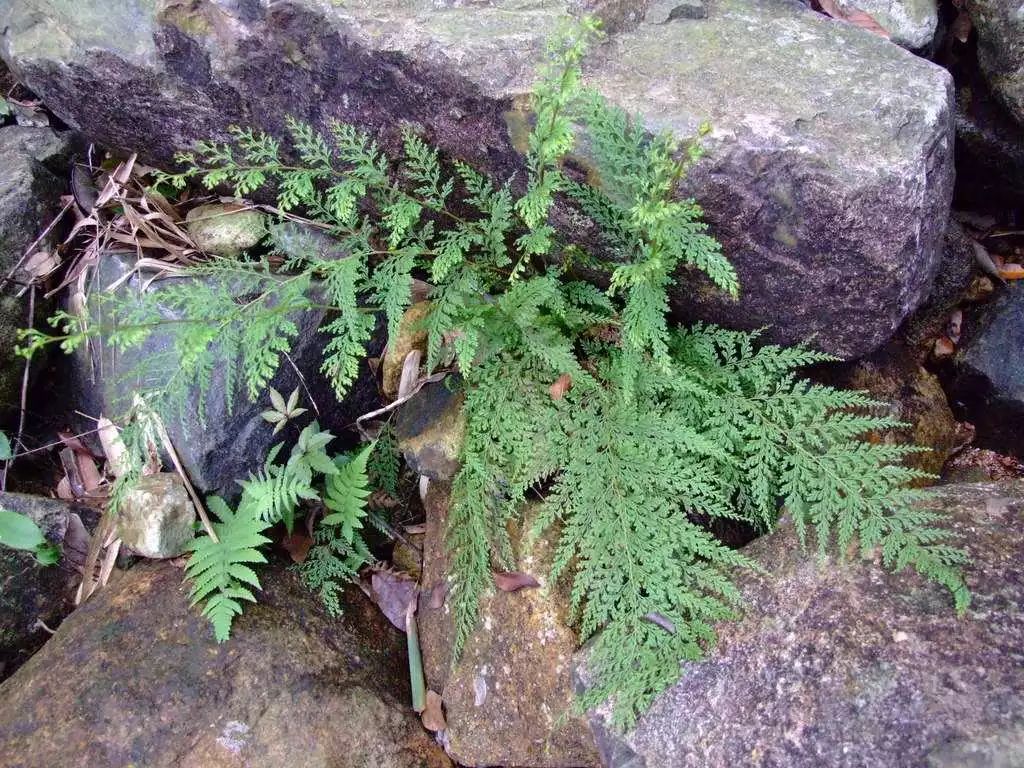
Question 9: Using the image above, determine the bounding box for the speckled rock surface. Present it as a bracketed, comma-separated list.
[967, 0, 1024, 127]
[0, 493, 91, 680]
[0, 127, 70, 424]
[952, 284, 1024, 458]
[834, 0, 937, 50]
[114, 472, 196, 558]
[0, 561, 451, 768]
[78, 252, 383, 497]
[417, 484, 599, 767]
[588, 481, 1024, 768]
[0, 0, 953, 358]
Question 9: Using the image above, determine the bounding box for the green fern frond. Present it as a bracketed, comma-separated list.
[185, 495, 272, 642]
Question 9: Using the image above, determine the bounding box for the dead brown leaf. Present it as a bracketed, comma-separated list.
[494, 571, 540, 592]
[549, 373, 573, 400]
[281, 532, 313, 563]
[816, 0, 890, 39]
[420, 690, 447, 732]
[371, 570, 418, 631]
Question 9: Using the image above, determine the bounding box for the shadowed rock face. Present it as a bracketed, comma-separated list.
[587, 481, 1024, 768]
[967, 0, 1024, 128]
[0, 562, 451, 768]
[953, 284, 1024, 458]
[1, 0, 954, 358]
[77, 252, 383, 498]
[0, 127, 71, 424]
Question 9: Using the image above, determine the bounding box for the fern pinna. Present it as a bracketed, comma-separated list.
[22, 17, 968, 726]
[186, 424, 372, 640]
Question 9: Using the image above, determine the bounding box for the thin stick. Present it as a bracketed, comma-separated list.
[145, 404, 218, 542]
[0, 198, 74, 291]
[282, 349, 321, 417]
[354, 370, 449, 439]
[1, 286, 35, 491]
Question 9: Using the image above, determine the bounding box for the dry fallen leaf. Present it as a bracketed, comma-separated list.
[371, 570, 418, 631]
[494, 571, 540, 592]
[549, 373, 573, 400]
[281, 532, 313, 563]
[816, 0, 890, 39]
[933, 335, 956, 360]
[999, 263, 1024, 280]
[421, 690, 447, 732]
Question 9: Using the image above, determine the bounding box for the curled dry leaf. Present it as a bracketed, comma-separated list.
[933, 335, 956, 360]
[494, 570, 540, 592]
[421, 690, 447, 732]
[549, 372, 573, 400]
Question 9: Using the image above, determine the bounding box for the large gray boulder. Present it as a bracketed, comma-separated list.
[968, 0, 1024, 127]
[0, 127, 70, 424]
[952, 284, 1024, 458]
[79, 252, 383, 498]
[0, 562, 451, 768]
[1, 0, 954, 358]
[587, 481, 1024, 768]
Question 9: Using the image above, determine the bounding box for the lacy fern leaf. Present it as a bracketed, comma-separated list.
[185, 496, 272, 642]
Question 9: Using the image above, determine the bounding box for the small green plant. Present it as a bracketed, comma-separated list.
[0, 509, 61, 565]
[19, 17, 968, 725]
[186, 420, 372, 640]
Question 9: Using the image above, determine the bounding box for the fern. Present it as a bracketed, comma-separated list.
[25, 15, 970, 728]
[301, 443, 374, 615]
[185, 495, 272, 642]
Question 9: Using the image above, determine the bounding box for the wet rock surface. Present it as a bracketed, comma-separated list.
[952, 284, 1024, 458]
[0, 561, 451, 768]
[78, 252, 383, 497]
[588, 481, 1024, 768]
[0, 126, 71, 424]
[0, 492, 91, 680]
[417, 484, 599, 768]
[1, 0, 954, 358]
